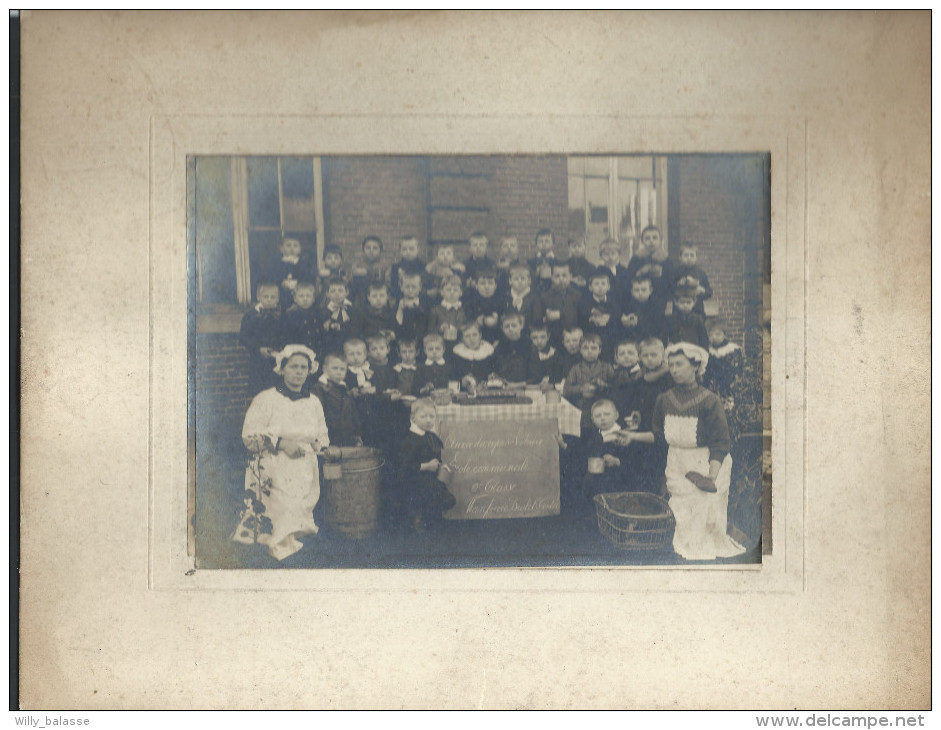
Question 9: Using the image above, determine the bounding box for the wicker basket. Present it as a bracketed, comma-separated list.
[593, 492, 675, 550]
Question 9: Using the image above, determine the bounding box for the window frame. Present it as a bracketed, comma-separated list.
[230, 156, 326, 306]
[568, 155, 668, 262]
[195, 156, 325, 333]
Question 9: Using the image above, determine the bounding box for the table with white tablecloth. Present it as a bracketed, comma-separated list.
[434, 389, 583, 437]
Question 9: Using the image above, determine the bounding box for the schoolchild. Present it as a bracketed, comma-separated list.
[351, 281, 397, 344]
[463, 231, 496, 290]
[281, 281, 321, 354]
[562, 333, 616, 431]
[463, 268, 504, 344]
[239, 282, 285, 396]
[451, 322, 496, 388]
[317, 278, 355, 356]
[597, 238, 632, 305]
[577, 268, 622, 360]
[527, 228, 557, 293]
[424, 243, 466, 301]
[393, 399, 457, 533]
[611, 339, 643, 387]
[342, 338, 380, 448]
[527, 324, 565, 386]
[627, 336, 673, 494]
[366, 335, 397, 392]
[672, 243, 713, 317]
[580, 399, 632, 503]
[620, 274, 666, 343]
[343, 338, 377, 396]
[495, 236, 522, 297]
[317, 244, 348, 301]
[664, 285, 709, 348]
[534, 260, 581, 348]
[634, 336, 674, 420]
[349, 235, 390, 305]
[609, 339, 644, 446]
[558, 326, 584, 382]
[310, 352, 363, 447]
[265, 237, 314, 311]
[702, 319, 743, 401]
[503, 263, 539, 334]
[492, 312, 535, 386]
[414, 334, 455, 395]
[363, 335, 401, 449]
[427, 275, 468, 350]
[626, 225, 674, 315]
[393, 272, 430, 345]
[390, 235, 428, 302]
[565, 237, 595, 292]
[393, 339, 420, 397]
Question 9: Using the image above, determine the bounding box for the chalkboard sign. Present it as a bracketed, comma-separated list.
[438, 418, 560, 520]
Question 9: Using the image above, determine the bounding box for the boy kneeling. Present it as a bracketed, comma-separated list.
[393, 399, 457, 533]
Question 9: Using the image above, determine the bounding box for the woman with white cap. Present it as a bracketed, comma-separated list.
[233, 344, 334, 561]
[651, 341, 746, 561]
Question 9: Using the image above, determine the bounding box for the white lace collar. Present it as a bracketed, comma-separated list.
[710, 341, 740, 358]
[453, 341, 495, 361]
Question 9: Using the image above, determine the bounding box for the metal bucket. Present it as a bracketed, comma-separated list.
[323, 446, 383, 539]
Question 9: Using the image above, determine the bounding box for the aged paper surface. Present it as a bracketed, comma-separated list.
[19, 11, 929, 708]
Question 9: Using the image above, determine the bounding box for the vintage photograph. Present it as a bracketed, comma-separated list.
[190, 153, 770, 569]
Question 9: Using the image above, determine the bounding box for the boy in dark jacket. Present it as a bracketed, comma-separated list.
[239, 282, 285, 396]
[534, 260, 581, 349]
[527, 324, 565, 386]
[464, 269, 504, 344]
[394, 273, 431, 346]
[673, 243, 713, 317]
[664, 285, 709, 348]
[281, 281, 320, 354]
[393, 399, 457, 532]
[527, 228, 558, 293]
[492, 313, 534, 386]
[414, 334, 455, 395]
[310, 352, 363, 447]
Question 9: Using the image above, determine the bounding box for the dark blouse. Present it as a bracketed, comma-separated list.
[651, 382, 731, 463]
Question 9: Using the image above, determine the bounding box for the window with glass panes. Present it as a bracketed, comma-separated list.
[194, 156, 325, 309]
[567, 156, 667, 263]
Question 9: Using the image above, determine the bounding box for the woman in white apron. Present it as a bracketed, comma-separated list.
[234, 345, 331, 561]
[652, 342, 746, 561]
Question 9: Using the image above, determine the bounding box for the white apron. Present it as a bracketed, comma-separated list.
[663, 413, 745, 561]
[234, 389, 329, 560]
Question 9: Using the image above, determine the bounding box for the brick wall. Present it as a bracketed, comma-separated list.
[425, 155, 571, 260]
[194, 332, 252, 439]
[487, 155, 570, 259]
[668, 155, 769, 346]
[323, 156, 428, 265]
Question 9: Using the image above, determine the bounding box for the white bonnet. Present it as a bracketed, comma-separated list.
[272, 344, 319, 374]
[664, 341, 710, 377]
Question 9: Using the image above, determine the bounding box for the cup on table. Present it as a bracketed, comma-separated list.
[447, 380, 461, 395]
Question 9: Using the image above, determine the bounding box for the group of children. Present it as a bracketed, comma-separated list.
[237, 227, 744, 533]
